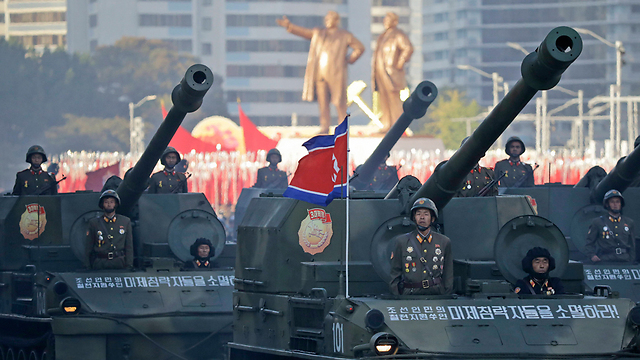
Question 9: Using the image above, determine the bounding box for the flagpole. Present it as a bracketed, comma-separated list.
[345, 112, 350, 299]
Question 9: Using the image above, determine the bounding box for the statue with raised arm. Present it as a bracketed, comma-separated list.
[277, 11, 365, 134]
[372, 12, 413, 132]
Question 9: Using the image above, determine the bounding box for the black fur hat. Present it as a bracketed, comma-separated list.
[190, 238, 214, 258]
[521, 247, 555, 274]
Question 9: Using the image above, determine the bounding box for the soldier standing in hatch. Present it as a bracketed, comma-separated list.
[148, 147, 188, 193]
[354, 152, 399, 191]
[494, 136, 534, 188]
[389, 198, 453, 295]
[13, 145, 58, 195]
[585, 190, 636, 263]
[253, 148, 288, 189]
[455, 137, 498, 197]
[86, 190, 133, 270]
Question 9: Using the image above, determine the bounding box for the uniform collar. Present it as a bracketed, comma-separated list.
[30, 167, 43, 175]
[416, 230, 432, 243]
[508, 160, 521, 166]
[163, 168, 176, 176]
[609, 215, 621, 222]
[103, 214, 117, 223]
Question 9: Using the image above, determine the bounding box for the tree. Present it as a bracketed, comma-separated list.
[419, 89, 482, 149]
[46, 115, 130, 152]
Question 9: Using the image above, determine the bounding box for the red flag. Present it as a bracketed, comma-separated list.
[84, 162, 120, 192]
[169, 126, 220, 153]
[238, 102, 278, 153]
[283, 117, 348, 206]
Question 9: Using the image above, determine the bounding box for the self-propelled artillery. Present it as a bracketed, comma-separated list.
[229, 27, 640, 360]
[0, 64, 234, 360]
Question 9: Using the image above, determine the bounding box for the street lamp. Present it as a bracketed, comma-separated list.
[574, 27, 625, 156]
[129, 95, 157, 157]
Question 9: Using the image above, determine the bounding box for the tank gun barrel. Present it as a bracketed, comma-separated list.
[591, 136, 640, 204]
[117, 64, 213, 215]
[352, 82, 437, 188]
[408, 26, 583, 212]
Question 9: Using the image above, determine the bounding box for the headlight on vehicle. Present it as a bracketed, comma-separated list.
[60, 297, 81, 314]
[628, 305, 640, 326]
[370, 332, 399, 356]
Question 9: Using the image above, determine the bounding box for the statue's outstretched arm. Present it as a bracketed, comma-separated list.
[277, 16, 314, 40]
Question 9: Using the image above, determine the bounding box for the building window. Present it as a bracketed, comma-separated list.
[434, 32, 448, 41]
[226, 14, 347, 28]
[434, 12, 448, 23]
[202, 0, 212, 4]
[162, 39, 193, 52]
[202, 42, 212, 55]
[226, 40, 309, 52]
[456, 29, 466, 38]
[202, 17, 212, 31]
[10, 12, 66, 23]
[90, 14, 97, 28]
[139, 14, 192, 27]
[0, 14, 4, 23]
[227, 65, 306, 77]
[227, 90, 302, 103]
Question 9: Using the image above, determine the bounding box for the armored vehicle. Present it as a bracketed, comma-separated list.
[230, 27, 640, 359]
[504, 140, 640, 299]
[0, 64, 234, 360]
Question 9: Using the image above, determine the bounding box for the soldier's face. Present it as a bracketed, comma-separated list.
[608, 197, 622, 213]
[532, 257, 549, 273]
[508, 142, 522, 157]
[269, 154, 280, 164]
[414, 209, 433, 228]
[197, 244, 210, 258]
[102, 198, 117, 213]
[30, 154, 43, 167]
[165, 153, 178, 168]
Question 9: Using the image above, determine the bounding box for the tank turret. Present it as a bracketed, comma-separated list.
[408, 26, 582, 212]
[589, 135, 640, 204]
[117, 64, 213, 215]
[351, 82, 437, 190]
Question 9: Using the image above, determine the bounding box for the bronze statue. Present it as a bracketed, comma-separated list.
[277, 11, 364, 134]
[372, 12, 413, 132]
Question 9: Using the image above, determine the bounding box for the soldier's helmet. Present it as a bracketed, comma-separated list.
[521, 247, 556, 274]
[410, 197, 438, 222]
[634, 135, 640, 149]
[603, 189, 625, 208]
[460, 136, 470, 148]
[160, 147, 182, 166]
[505, 136, 526, 156]
[26, 145, 48, 163]
[99, 190, 121, 209]
[266, 148, 282, 164]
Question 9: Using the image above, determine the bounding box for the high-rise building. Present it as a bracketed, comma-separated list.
[421, 0, 640, 147]
[66, 0, 225, 76]
[1, 0, 67, 53]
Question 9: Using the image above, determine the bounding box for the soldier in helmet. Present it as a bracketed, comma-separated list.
[183, 238, 215, 270]
[513, 247, 565, 295]
[585, 189, 636, 263]
[85, 190, 133, 270]
[455, 137, 498, 197]
[148, 147, 188, 194]
[13, 145, 58, 196]
[494, 136, 534, 188]
[253, 148, 288, 189]
[353, 152, 399, 191]
[389, 198, 453, 295]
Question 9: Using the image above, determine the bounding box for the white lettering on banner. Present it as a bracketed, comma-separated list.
[385, 304, 620, 321]
[585, 268, 640, 280]
[74, 275, 235, 289]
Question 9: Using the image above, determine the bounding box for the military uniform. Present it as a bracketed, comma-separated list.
[369, 165, 399, 191]
[455, 165, 497, 197]
[148, 170, 188, 193]
[514, 276, 565, 295]
[494, 159, 534, 188]
[253, 166, 288, 189]
[12, 169, 58, 195]
[585, 215, 636, 262]
[85, 214, 133, 269]
[389, 230, 453, 295]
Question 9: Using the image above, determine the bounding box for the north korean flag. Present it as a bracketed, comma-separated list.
[283, 117, 348, 206]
